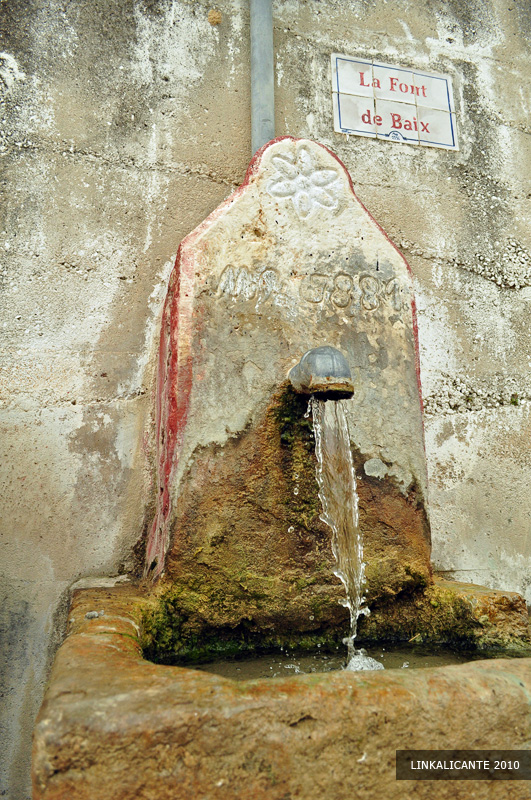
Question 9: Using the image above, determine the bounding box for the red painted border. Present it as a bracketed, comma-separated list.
[144, 137, 426, 578]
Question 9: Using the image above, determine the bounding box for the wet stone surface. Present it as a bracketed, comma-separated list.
[145, 137, 431, 650]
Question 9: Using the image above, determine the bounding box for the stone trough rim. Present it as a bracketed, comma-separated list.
[32, 583, 531, 800]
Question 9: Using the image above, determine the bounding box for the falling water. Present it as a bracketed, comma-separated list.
[310, 397, 383, 671]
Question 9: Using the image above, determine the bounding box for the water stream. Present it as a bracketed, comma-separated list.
[310, 397, 383, 671]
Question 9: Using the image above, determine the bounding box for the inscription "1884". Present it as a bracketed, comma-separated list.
[301, 271, 403, 313]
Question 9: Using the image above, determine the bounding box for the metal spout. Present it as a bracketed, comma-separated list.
[288, 346, 354, 400]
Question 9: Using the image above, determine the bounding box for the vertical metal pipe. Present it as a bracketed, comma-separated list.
[250, 0, 275, 154]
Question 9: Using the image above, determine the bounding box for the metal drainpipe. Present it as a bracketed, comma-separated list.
[250, 0, 275, 154]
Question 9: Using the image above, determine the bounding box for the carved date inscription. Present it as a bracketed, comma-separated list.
[215, 263, 404, 318]
[301, 271, 403, 313]
[217, 264, 282, 302]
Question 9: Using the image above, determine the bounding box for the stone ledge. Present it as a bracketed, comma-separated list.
[140, 571, 531, 662]
[33, 585, 531, 800]
[434, 578, 531, 645]
[360, 577, 531, 651]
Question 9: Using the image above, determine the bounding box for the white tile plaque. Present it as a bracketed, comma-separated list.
[332, 53, 458, 151]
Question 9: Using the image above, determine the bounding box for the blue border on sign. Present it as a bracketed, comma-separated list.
[411, 66, 456, 148]
[334, 56, 377, 137]
[333, 55, 457, 149]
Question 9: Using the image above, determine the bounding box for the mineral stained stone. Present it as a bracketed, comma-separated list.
[145, 137, 431, 644]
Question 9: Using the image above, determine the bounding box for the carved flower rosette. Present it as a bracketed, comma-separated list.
[267, 143, 341, 218]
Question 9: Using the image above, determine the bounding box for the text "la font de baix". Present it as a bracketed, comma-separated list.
[359, 71, 430, 133]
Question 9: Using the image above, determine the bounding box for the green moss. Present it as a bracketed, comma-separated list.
[141, 574, 531, 665]
[364, 558, 430, 605]
[356, 582, 531, 653]
[140, 584, 347, 664]
[269, 384, 322, 528]
[404, 564, 430, 588]
[272, 384, 314, 449]
[309, 593, 333, 620]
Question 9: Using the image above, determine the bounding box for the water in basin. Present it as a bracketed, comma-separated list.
[195, 645, 515, 681]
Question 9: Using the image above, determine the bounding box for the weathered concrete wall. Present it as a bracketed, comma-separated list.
[1, 1, 530, 797]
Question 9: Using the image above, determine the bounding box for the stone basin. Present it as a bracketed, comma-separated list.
[32, 583, 531, 800]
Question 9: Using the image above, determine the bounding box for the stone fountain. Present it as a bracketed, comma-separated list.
[32, 139, 531, 800]
[141, 135, 432, 657]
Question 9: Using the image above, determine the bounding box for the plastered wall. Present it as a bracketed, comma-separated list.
[1, 1, 530, 797]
